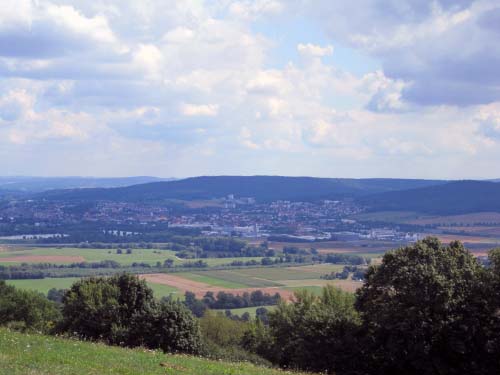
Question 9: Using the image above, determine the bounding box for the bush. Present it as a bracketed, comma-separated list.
[60, 273, 201, 354]
[141, 300, 202, 354]
[199, 311, 269, 365]
[0, 280, 61, 333]
[258, 286, 360, 373]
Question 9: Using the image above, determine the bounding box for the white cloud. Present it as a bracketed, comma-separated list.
[229, 0, 284, 20]
[180, 103, 219, 117]
[297, 43, 333, 58]
[0, 89, 34, 122]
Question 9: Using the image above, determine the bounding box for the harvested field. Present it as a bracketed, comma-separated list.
[0, 255, 85, 263]
[140, 273, 294, 300]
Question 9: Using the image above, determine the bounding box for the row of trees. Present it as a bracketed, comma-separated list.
[184, 290, 280, 317]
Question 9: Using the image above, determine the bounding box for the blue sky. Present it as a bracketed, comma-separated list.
[0, 0, 499, 179]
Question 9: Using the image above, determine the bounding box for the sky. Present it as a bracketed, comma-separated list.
[0, 0, 500, 179]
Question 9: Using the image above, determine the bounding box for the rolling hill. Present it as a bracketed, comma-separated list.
[360, 180, 500, 214]
[37, 176, 446, 203]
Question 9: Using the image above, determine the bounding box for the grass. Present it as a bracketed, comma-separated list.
[178, 273, 249, 289]
[0, 247, 267, 268]
[6, 278, 80, 294]
[178, 265, 348, 289]
[7, 277, 180, 299]
[146, 283, 182, 299]
[0, 328, 311, 375]
[235, 266, 343, 281]
[0, 247, 180, 266]
[192, 270, 282, 288]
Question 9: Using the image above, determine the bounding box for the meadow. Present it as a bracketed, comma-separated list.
[0, 246, 267, 267]
[0, 328, 311, 375]
[6, 277, 181, 299]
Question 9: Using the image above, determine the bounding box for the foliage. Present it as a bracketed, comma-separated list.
[355, 237, 499, 374]
[199, 311, 269, 365]
[183, 290, 280, 317]
[0, 280, 61, 333]
[60, 273, 201, 354]
[264, 285, 360, 373]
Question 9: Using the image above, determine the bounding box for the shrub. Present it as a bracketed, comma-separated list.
[60, 273, 202, 354]
[0, 280, 61, 333]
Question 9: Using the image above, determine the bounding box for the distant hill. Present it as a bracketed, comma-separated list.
[360, 180, 500, 214]
[37, 176, 446, 203]
[0, 176, 173, 192]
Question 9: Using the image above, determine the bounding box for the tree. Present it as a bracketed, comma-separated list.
[184, 291, 207, 318]
[355, 237, 495, 375]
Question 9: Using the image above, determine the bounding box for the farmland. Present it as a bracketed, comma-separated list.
[6, 277, 182, 299]
[0, 246, 267, 267]
[140, 264, 350, 300]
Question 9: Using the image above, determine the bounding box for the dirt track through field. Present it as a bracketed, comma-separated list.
[140, 273, 295, 300]
[0, 255, 85, 263]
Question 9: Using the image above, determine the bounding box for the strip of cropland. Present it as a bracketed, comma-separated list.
[141, 264, 361, 299]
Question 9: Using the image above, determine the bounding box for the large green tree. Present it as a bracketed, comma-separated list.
[355, 237, 498, 374]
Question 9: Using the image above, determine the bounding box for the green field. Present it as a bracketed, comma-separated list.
[178, 272, 249, 289]
[176, 265, 346, 290]
[6, 278, 80, 294]
[146, 283, 182, 299]
[0, 247, 267, 267]
[0, 247, 180, 266]
[7, 277, 181, 299]
[190, 270, 282, 288]
[0, 329, 311, 375]
[236, 265, 344, 280]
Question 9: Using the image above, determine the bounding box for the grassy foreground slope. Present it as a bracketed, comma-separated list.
[0, 328, 308, 375]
